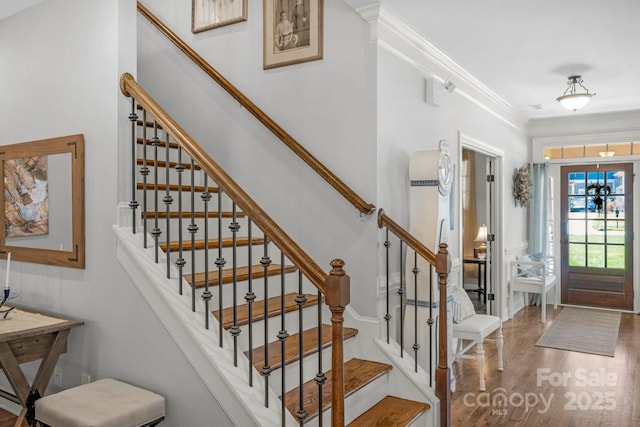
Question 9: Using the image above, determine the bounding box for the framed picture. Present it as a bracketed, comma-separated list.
[192, 0, 248, 33]
[0, 134, 85, 269]
[264, 0, 323, 69]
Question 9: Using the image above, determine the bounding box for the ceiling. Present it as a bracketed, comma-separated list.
[3, 0, 639, 120]
[387, 0, 640, 120]
[0, 0, 43, 22]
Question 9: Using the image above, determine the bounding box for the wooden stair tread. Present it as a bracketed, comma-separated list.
[285, 358, 392, 423]
[185, 264, 297, 288]
[143, 211, 245, 219]
[137, 158, 201, 170]
[160, 237, 264, 252]
[137, 182, 213, 193]
[137, 119, 163, 129]
[248, 325, 358, 372]
[347, 396, 430, 427]
[136, 137, 179, 149]
[214, 292, 319, 329]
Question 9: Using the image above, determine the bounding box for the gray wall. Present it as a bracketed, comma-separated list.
[0, 1, 232, 425]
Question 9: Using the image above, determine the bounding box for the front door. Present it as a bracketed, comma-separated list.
[560, 163, 633, 309]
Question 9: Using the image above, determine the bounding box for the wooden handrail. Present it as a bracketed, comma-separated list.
[120, 73, 328, 293]
[377, 209, 436, 265]
[137, 2, 375, 216]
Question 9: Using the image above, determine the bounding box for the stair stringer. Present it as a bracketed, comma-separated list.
[342, 306, 439, 427]
[113, 219, 298, 427]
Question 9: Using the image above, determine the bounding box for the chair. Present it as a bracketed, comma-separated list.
[451, 287, 504, 392]
[510, 255, 558, 323]
[35, 378, 165, 427]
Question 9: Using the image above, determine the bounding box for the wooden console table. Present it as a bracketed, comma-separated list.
[0, 306, 83, 427]
[463, 257, 487, 304]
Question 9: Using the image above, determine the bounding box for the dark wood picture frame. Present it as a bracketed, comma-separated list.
[0, 134, 85, 269]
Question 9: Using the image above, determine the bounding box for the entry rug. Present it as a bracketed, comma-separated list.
[535, 307, 621, 357]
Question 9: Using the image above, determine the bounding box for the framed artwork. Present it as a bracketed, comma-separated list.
[192, 0, 248, 33]
[0, 134, 85, 269]
[263, 0, 323, 69]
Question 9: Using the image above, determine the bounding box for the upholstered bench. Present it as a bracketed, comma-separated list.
[35, 379, 165, 427]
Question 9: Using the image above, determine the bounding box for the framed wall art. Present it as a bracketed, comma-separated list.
[192, 0, 248, 33]
[0, 134, 85, 269]
[264, 0, 323, 69]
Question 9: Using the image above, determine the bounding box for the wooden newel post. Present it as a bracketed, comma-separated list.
[435, 243, 451, 427]
[325, 259, 350, 427]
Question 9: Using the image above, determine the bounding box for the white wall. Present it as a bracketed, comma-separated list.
[137, 0, 380, 316]
[376, 47, 529, 316]
[0, 1, 233, 425]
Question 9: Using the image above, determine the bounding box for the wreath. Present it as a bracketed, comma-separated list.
[512, 165, 532, 207]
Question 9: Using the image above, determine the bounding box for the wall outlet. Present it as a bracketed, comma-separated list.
[81, 374, 91, 385]
[53, 367, 62, 387]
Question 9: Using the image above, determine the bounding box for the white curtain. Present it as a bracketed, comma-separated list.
[528, 163, 548, 305]
[529, 163, 548, 255]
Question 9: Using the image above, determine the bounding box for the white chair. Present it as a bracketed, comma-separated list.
[451, 287, 504, 392]
[510, 255, 558, 323]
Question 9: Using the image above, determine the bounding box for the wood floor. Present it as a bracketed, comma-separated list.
[1, 305, 636, 427]
[452, 305, 640, 426]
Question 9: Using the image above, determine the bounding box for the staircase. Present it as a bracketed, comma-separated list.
[114, 74, 438, 426]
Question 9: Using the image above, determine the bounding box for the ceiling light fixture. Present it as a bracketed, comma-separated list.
[599, 144, 615, 158]
[557, 75, 595, 111]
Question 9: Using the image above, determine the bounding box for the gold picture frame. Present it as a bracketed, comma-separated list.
[264, 0, 323, 69]
[192, 0, 248, 33]
[0, 134, 85, 269]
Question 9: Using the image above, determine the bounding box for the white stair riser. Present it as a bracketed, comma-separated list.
[266, 338, 357, 397]
[191, 273, 315, 312]
[213, 304, 329, 354]
[302, 371, 390, 427]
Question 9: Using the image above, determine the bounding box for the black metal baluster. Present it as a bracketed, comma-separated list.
[175, 147, 185, 294]
[429, 265, 434, 387]
[216, 189, 226, 346]
[201, 175, 212, 330]
[245, 219, 255, 386]
[413, 251, 420, 373]
[398, 240, 404, 357]
[279, 254, 289, 426]
[384, 229, 391, 344]
[141, 110, 149, 248]
[260, 239, 272, 407]
[295, 271, 307, 423]
[128, 100, 139, 234]
[151, 121, 161, 262]
[163, 131, 173, 279]
[229, 203, 241, 366]
[315, 290, 325, 427]
[187, 158, 198, 311]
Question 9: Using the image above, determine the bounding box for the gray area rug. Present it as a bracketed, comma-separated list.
[535, 307, 621, 357]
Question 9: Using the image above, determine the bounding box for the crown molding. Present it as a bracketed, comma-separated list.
[353, 2, 527, 131]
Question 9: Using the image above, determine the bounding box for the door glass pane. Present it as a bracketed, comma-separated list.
[587, 244, 605, 268]
[568, 220, 585, 242]
[567, 172, 585, 195]
[607, 245, 625, 269]
[607, 196, 625, 219]
[587, 219, 605, 243]
[608, 171, 625, 195]
[568, 196, 587, 217]
[604, 220, 625, 243]
[569, 243, 586, 267]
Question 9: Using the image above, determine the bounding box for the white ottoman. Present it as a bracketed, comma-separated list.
[35, 379, 165, 427]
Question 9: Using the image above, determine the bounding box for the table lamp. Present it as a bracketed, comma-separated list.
[474, 224, 488, 260]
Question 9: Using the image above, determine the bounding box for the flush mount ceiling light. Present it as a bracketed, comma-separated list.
[599, 144, 615, 158]
[557, 75, 595, 111]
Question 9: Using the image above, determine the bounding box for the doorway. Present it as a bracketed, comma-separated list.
[560, 163, 634, 309]
[461, 148, 497, 315]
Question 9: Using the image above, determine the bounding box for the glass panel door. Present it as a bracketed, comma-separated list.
[561, 164, 633, 309]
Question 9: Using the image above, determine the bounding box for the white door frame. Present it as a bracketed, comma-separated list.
[458, 132, 505, 318]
